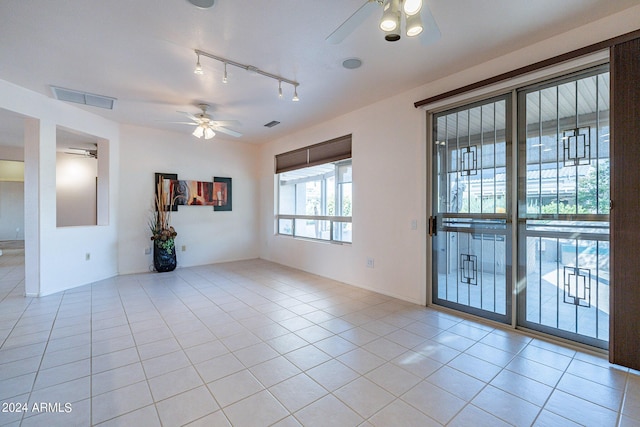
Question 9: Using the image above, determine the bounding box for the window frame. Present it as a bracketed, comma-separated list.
[276, 158, 352, 244]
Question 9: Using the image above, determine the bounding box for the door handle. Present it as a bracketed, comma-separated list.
[428, 216, 437, 236]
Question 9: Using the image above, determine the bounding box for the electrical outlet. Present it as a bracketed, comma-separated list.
[181, 245, 186, 252]
[144, 247, 151, 255]
[366, 257, 374, 268]
[85, 252, 91, 261]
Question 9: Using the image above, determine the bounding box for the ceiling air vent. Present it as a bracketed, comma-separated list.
[264, 121, 280, 128]
[51, 86, 116, 110]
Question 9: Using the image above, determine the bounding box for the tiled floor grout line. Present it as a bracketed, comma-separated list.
[616, 371, 630, 427]
[89, 282, 95, 427]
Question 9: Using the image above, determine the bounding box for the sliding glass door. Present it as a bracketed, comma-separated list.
[431, 95, 512, 323]
[517, 66, 610, 349]
[430, 66, 610, 348]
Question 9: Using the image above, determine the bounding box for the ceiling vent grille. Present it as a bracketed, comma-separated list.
[264, 121, 280, 128]
[51, 86, 116, 110]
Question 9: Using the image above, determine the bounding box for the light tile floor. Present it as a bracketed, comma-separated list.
[0, 251, 639, 426]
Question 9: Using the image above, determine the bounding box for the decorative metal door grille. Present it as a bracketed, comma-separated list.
[517, 66, 610, 349]
[432, 95, 512, 323]
[430, 66, 609, 349]
[460, 146, 478, 176]
[460, 254, 478, 285]
[562, 126, 592, 166]
[563, 266, 591, 307]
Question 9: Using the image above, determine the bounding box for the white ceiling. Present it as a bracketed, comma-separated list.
[0, 0, 637, 146]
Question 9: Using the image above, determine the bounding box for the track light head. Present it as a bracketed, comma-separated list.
[403, 0, 422, 16]
[194, 54, 204, 75]
[380, 0, 400, 32]
[292, 86, 299, 102]
[222, 62, 228, 83]
[278, 81, 283, 99]
[406, 11, 423, 37]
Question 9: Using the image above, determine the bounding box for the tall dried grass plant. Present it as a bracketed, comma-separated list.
[149, 177, 178, 253]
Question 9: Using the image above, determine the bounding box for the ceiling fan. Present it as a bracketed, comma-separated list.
[326, 0, 440, 45]
[172, 104, 242, 139]
[65, 144, 97, 159]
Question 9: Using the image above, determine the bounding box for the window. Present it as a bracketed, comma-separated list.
[275, 135, 352, 243]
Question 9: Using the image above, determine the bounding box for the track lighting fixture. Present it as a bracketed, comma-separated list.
[193, 49, 300, 101]
[379, 0, 425, 41]
[194, 53, 204, 75]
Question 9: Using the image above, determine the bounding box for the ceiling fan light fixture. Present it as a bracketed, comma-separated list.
[406, 11, 424, 37]
[204, 127, 215, 139]
[403, 0, 422, 16]
[192, 125, 205, 138]
[379, 0, 400, 32]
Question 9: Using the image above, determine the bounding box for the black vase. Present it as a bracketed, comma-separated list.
[153, 244, 177, 272]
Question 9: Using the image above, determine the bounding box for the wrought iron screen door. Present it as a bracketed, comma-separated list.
[431, 95, 512, 323]
[517, 66, 610, 349]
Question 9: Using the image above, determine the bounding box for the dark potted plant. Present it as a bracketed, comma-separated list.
[149, 177, 178, 272]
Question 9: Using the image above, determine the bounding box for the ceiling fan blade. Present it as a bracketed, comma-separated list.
[177, 111, 200, 122]
[65, 148, 97, 158]
[162, 121, 199, 125]
[210, 120, 240, 127]
[419, 4, 441, 46]
[212, 126, 242, 138]
[326, 0, 379, 45]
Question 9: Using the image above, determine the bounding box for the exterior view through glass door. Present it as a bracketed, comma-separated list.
[431, 95, 512, 323]
[517, 66, 610, 349]
[431, 65, 610, 349]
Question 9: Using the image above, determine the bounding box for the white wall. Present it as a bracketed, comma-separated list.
[0, 79, 120, 296]
[0, 146, 24, 161]
[258, 8, 640, 305]
[259, 92, 427, 304]
[117, 124, 259, 275]
[0, 154, 25, 240]
[56, 152, 97, 227]
[0, 181, 24, 240]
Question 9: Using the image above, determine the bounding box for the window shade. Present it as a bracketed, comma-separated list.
[275, 134, 351, 174]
